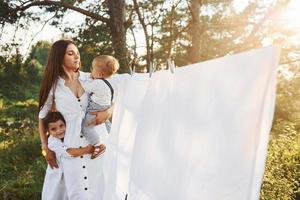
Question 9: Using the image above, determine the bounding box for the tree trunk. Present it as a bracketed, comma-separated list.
[188, 0, 202, 63]
[107, 0, 129, 73]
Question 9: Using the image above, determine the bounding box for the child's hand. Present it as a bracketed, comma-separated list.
[86, 145, 94, 154]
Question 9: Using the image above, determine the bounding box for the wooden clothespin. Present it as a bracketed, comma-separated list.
[149, 61, 155, 78]
[167, 58, 176, 74]
[129, 52, 138, 76]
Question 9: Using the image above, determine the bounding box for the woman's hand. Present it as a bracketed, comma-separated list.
[88, 105, 114, 126]
[44, 147, 58, 169]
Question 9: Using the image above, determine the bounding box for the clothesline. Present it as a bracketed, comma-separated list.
[103, 46, 280, 200]
[129, 57, 176, 77]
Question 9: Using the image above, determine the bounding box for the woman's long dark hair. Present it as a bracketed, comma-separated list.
[39, 39, 75, 110]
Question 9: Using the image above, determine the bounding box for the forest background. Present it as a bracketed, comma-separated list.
[0, 0, 299, 199]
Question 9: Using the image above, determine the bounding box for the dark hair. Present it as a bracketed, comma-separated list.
[39, 39, 76, 110]
[43, 111, 66, 130]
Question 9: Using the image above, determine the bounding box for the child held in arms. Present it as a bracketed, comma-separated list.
[81, 55, 119, 159]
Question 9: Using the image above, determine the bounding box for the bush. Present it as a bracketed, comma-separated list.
[260, 120, 300, 200]
[0, 98, 45, 199]
[0, 135, 46, 200]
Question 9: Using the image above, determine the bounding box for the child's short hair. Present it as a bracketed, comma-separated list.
[92, 55, 119, 77]
[43, 111, 66, 130]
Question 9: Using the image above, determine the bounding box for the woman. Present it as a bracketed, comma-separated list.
[38, 39, 113, 199]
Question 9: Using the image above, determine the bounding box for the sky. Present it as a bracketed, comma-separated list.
[0, 8, 85, 56]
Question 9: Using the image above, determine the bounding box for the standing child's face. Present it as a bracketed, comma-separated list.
[47, 120, 66, 139]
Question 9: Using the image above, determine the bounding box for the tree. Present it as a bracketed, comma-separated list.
[132, 0, 153, 72]
[129, 0, 189, 71]
[186, 0, 292, 62]
[26, 40, 51, 67]
[0, 0, 131, 73]
[68, 20, 113, 71]
[188, 0, 202, 63]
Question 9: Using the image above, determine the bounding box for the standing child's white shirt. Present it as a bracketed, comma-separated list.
[48, 136, 73, 160]
[42, 136, 72, 200]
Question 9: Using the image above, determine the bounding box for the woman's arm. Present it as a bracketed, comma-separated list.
[38, 118, 58, 169]
[67, 145, 94, 157]
[87, 104, 114, 125]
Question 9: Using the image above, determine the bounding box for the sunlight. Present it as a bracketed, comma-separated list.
[280, 0, 300, 30]
[232, 0, 250, 13]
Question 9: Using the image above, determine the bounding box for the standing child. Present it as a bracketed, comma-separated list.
[43, 111, 94, 158]
[42, 111, 94, 200]
[82, 55, 119, 159]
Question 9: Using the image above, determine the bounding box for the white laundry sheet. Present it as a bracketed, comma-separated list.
[102, 46, 280, 200]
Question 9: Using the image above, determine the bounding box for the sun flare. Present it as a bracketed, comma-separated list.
[280, 0, 300, 29]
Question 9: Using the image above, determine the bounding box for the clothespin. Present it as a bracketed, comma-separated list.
[167, 58, 176, 74]
[149, 61, 155, 78]
[129, 52, 138, 76]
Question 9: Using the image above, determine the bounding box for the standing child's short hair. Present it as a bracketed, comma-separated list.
[92, 55, 119, 77]
[43, 111, 66, 130]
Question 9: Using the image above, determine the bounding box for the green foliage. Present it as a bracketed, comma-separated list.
[24, 59, 42, 83]
[0, 99, 38, 141]
[260, 67, 300, 200]
[26, 41, 51, 67]
[0, 50, 43, 199]
[154, 1, 190, 67]
[71, 22, 113, 72]
[0, 0, 20, 24]
[0, 53, 25, 99]
[0, 136, 45, 200]
[0, 98, 45, 200]
[0, 52, 41, 100]
[260, 120, 300, 200]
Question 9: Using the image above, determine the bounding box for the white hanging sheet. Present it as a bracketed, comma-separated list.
[102, 73, 150, 200]
[103, 46, 280, 200]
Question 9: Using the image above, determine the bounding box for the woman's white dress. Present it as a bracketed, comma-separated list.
[40, 71, 108, 200]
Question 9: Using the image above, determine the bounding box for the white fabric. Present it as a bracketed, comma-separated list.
[42, 167, 68, 200]
[40, 71, 108, 200]
[103, 46, 280, 200]
[48, 136, 72, 158]
[103, 73, 150, 200]
[107, 74, 132, 104]
[81, 74, 131, 106]
[82, 78, 113, 106]
[43, 136, 71, 200]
